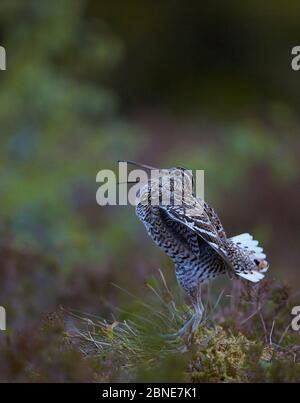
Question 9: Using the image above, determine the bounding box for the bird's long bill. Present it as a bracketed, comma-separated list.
[117, 180, 140, 184]
[118, 160, 157, 170]
[117, 160, 154, 184]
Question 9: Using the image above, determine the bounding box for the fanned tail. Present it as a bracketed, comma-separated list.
[230, 233, 269, 283]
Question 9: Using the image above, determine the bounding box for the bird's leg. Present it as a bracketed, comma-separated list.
[191, 293, 204, 334]
[175, 286, 204, 339]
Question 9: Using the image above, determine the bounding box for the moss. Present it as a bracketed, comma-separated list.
[188, 326, 254, 382]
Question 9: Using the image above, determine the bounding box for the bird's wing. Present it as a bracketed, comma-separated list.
[160, 196, 232, 267]
[160, 208, 204, 256]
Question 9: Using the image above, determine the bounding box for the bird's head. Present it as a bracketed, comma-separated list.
[118, 161, 195, 206]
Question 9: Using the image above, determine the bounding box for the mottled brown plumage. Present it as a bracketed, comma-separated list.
[129, 162, 269, 336]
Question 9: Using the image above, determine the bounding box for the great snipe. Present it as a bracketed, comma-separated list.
[124, 161, 269, 337]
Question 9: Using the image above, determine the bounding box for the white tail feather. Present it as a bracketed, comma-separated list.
[230, 233, 269, 282]
[237, 271, 265, 283]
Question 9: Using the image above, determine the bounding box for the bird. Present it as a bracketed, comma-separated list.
[123, 161, 269, 337]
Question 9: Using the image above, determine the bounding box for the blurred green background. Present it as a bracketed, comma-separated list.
[0, 0, 300, 380]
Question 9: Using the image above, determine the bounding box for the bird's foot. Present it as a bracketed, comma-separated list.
[161, 314, 194, 339]
[173, 310, 203, 343]
[176, 315, 196, 338]
[161, 298, 204, 347]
